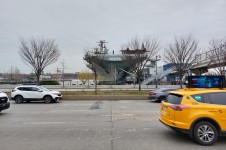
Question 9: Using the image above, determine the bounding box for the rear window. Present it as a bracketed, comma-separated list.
[166, 94, 183, 104]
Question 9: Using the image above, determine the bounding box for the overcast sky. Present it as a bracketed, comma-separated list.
[0, 0, 225, 74]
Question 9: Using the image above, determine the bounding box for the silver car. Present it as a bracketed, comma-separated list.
[148, 88, 178, 102]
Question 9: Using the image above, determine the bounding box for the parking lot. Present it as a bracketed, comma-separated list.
[0, 100, 225, 150]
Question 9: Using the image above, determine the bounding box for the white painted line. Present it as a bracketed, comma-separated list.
[23, 121, 89, 125]
[48, 110, 92, 113]
[24, 122, 67, 125]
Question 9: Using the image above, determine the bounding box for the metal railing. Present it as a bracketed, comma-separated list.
[142, 66, 176, 85]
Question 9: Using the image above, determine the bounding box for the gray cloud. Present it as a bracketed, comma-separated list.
[0, 0, 226, 73]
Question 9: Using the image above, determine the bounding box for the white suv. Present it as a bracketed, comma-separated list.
[11, 85, 62, 104]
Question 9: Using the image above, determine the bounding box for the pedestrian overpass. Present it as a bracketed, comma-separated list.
[142, 47, 226, 85]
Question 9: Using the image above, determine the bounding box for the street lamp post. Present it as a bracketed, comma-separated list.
[143, 68, 148, 84]
[144, 70, 145, 83]
[155, 55, 161, 89]
[133, 71, 136, 88]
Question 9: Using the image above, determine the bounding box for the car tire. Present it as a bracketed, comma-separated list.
[193, 121, 218, 146]
[15, 95, 23, 104]
[158, 96, 166, 103]
[44, 96, 52, 104]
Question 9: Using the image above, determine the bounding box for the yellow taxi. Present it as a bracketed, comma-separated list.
[159, 88, 226, 145]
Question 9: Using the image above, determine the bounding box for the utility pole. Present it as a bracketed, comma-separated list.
[155, 55, 161, 89]
[143, 69, 146, 83]
[60, 60, 67, 88]
[115, 66, 117, 84]
[10, 66, 13, 81]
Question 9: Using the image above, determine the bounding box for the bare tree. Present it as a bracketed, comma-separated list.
[107, 63, 117, 85]
[164, 34, 200, 88]
[78, 69, 94, 88]
[19, 37, 60, 85]
[209, 38, 226, 75]
[8, 66, 22, 82]
[121, 36, 159, 91]
[83, 48, 105, 95]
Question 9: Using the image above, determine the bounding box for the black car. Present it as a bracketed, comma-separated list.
[0, 91, 10, 112]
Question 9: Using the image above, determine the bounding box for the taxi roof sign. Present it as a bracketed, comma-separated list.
[187, 76, 225, 88]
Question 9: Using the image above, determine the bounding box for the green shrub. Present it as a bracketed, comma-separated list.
[41, 80, 59, 85]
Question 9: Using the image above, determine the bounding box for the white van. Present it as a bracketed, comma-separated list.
[71, 79, 83, 85]
[85, 80, 95, 86]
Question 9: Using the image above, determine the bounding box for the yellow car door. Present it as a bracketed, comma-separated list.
[206, 92, 226, 131]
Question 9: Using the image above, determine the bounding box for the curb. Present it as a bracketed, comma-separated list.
[62, 95, 148, 100]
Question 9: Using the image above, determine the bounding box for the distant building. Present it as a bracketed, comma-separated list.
[40, 75, 51, 80]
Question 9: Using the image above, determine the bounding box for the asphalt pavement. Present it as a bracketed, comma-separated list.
[0, 100, 225, 150]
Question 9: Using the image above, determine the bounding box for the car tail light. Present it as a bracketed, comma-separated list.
[169, 104, 189, 111]
[12, 89, 16, 92]
[151, 92, 156, 95]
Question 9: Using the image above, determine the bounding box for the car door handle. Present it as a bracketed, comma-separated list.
[209, 110, 217, 112]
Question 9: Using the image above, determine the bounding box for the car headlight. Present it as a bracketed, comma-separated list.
[53, 93, 59, 96]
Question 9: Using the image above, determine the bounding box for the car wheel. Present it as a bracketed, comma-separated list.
[44, 96, 52, 104]
[193, 121, 218, 146]
[15, 95, 23, 104]
[158, 96, 166, 103]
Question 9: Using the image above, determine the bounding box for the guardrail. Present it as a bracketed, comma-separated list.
[0, 84, 181, 92]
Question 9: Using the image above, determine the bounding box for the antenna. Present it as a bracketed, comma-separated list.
[96, 40, 108, 54]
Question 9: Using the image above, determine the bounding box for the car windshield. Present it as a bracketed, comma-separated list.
[39, 86, 50, 91]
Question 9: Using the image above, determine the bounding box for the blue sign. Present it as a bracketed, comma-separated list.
[187, 76, 225, 88]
